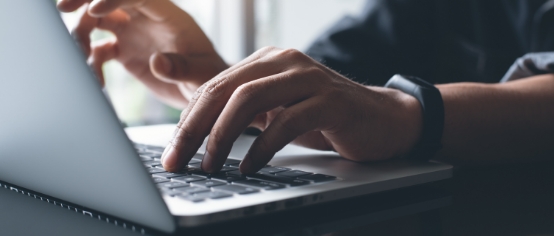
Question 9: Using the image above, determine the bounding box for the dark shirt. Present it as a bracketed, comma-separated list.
[306, 0, 554, 85]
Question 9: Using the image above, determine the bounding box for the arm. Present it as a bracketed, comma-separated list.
[160, 48, 554, 173]
[436, 74, 554, 164]
[305, 0, 437, 85]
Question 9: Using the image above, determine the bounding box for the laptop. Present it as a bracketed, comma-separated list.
[0, 1, 452, 234]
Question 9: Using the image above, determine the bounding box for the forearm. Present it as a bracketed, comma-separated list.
[435, 74, 554, 164]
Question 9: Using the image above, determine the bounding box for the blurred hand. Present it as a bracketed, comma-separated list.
[58, 0, 228, 109]
[161, 47, 423, 174]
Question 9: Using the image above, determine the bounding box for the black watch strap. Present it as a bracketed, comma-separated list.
[384, 74, 444, 161]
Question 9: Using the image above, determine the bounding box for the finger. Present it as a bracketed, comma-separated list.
[57, 0, 92, 12]
[87, 39, 118, 87]
[249, 109, 334, 150]
[240, 97, 326, 173]
[175, 46, 282, 124]
[88, 0, 179, 22]
[71, 4, 96, 57]
[150, 53, 185, 84]
[95, 9, 130, 34]
[203, 70, 321, 173]
[71, 6, 127, 57]
[150, 52, 229, 86]
[161, 48, 283, 172]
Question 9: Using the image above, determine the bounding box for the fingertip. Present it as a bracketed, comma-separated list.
[87, 0, 109, 17]
[239, 154, 256, 174]
[161, 145, 182, 172]
[56, 0, 77, 12]
[200, 152, 216, 173]
[150, 52, 173, 77]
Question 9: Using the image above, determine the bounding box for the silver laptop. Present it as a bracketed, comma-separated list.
[0, 1, 452, 234]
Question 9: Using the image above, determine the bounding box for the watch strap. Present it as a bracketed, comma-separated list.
[384, 74, 444, 161]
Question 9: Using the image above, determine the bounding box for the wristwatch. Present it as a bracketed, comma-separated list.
[384, 74, 444, 161]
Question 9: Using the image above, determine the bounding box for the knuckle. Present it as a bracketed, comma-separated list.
[172, 125, 195, 147]
[280, 48, 306, 60]
[276, 110, 299, 134]
[209, 128, 225, 144]
[232, 83, 259, 102]
[202, 79, 228, 101]
[207, 128, 230, 151]
[191, 84, 207, 102]
[178, 109, 187, 120]
[252, 46, 281, 61]
[255, 134, 272, 153]
[302, 66, 325, 78]
[258, 46, 279, 54]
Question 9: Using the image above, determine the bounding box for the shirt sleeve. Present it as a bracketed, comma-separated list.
[501, 52, 554, 82]
[305, 0, 437, 86]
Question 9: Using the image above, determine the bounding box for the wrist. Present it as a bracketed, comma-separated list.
[384, 75, 444, 161]
[396, 91, 424, 157]
[365, 86, 423, 159]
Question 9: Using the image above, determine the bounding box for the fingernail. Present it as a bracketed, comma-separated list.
[239, 154, 253, 173]
[157, 54, 173, 75]
[201, 152, 213, 172]
[162, 145, 176, 170]
[161, 144, 171, 163]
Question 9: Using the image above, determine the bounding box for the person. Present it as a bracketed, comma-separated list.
[57, 0, 554, 174]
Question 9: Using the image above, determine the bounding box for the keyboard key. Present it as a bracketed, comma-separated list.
[223, 159, 241, 166]
[152, 172, 188, 179]
[191, 180, 227, 188]
[144, 145, 166, 152]
[177, 194, 205, 202]
[191, 153, 205, 159]
[194, 191, 233, 199]
[288, 179, 312, 186]
[226, 170, 245, 177]
[275, 170, 312, 178]
[213, 185, 259, 194]
[234, 180, 286, 190]
[139, 151, 163, 158]
[187, 169, 212, 177]
[259, 166, 290, 174]
[188, 162, 202, 168]
[172, 176, 207, 183]
[297, 174, 337, 182]
[210, 173, 247, 183]
[148, 154, 163, 160]
[147, 168, 167, 174]
[228, 162, 272, 168]
[143, 160, 161, 167]
[139, 155, 152, 161]
[173, 186, 210, 194]
[152, 177, 170, 184]
[218, 166, 239, 172]
[157, 182, 189, 189]
[249, 173, 310, 186]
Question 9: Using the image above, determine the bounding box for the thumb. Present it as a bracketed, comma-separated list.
[149, 52, 189, 84]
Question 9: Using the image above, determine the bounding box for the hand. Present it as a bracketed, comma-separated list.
[161, 47, 423, 173]
[57, 0, 228, 109]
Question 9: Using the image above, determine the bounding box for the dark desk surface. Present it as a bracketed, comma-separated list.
[1, 160, 553, 236]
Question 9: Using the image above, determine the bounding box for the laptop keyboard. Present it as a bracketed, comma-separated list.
[134, 143, 337, 203]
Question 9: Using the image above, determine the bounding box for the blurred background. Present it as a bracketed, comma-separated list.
[60, 0, 365, 126]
